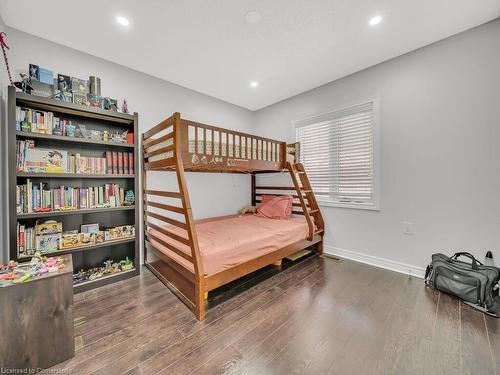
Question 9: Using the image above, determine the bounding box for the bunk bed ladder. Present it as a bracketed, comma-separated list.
[288, 162, 324, 251]
[173, 113, 206, 320]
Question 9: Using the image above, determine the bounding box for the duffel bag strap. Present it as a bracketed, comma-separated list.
[451, 252, 483, 270]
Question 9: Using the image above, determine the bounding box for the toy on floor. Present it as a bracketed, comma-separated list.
[239, 205, 257, 215]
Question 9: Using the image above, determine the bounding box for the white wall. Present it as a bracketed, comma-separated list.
[254, 19, 500, 274]
[1, 27, 256, 262]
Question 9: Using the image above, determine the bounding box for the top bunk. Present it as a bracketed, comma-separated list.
[142, 112, 298, 173]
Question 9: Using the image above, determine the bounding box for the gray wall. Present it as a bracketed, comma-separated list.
[254, 19, 500, 274]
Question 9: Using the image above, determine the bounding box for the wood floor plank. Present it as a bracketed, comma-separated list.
[461, 305, 496, 375]
[423, 292, 461, 375]
[488, 333, 500, 374]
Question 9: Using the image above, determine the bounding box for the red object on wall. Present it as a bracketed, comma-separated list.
[126, 132, 134, 144]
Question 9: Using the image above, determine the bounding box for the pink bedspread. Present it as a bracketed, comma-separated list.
[148, 214, 310, 276]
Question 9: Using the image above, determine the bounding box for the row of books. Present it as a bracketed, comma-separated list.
[16, 180, 130, 214]
[15, 107, 56, 134]
[104, 151, 134, 175]
[17, 221, 135, 257]
[16, 140, 134, 175]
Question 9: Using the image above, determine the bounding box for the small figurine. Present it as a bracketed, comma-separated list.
[13, 73, 34, 94]
[124, 190, 135, 206]
[120, 257, 134, 271]
[103, 130, 110, 142]
[121, 99, 129, 114]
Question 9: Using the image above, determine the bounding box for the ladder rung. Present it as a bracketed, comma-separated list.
[314, 229, 324, 234]
[308, 209, 319, 214]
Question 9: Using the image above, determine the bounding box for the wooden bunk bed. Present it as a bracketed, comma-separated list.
[142, 112, 324, 320]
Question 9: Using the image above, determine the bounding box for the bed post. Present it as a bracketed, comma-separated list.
[251, 172, 256, 206]
[173, 112, 206, 320]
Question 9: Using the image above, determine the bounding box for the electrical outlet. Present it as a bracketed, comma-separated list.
[403, 221, 413, 235]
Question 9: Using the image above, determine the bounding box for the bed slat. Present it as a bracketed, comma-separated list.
[145, 220, 191, 246]
[145, 230, 193, 262]
[144, 144, 175, 159]
[145, 190, 182, 199]
[144, 200, 185, 214]
[144, 133, 174, 149]
[143, 116, 174, 140]
[144, 157, 176, 170]
[144, 210, 187, 230]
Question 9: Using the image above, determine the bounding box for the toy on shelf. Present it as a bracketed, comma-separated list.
[124, 190, 135, 206]
[72, 257, 135, 285]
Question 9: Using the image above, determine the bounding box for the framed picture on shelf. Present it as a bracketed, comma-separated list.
[72, 92, 88, 106]
[71, 77, 89, 94]
[57, 74, 72, 93]
[29, 64, 40, 81]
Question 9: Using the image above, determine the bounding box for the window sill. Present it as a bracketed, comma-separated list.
[317, 200, 380, 211]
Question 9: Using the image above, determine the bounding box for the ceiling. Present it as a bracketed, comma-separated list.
[1, 0, 499, 110]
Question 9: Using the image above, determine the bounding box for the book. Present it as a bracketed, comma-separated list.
[112, 151, 118, 174]
[24, 147, 68, 173]
[118, 152, 124, 174]
[105, 151, 112, 174]
[123, 151, 129, 174]
[36, 233, 61, 253]
[128, 153, 133, 174]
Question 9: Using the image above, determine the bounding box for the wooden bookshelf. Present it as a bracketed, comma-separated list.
[8, 86, 140, 292]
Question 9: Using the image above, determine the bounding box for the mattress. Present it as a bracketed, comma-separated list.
[147, 214, 310, 276]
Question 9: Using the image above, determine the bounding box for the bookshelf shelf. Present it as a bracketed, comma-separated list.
[73, 268, 137, 293]
[16, 172, 135, 179]
[8, 86, 140, 292]
[17, 237, 136, 260]
[16, 131, 135, 148]
[15, 91, 134, 125]
[17, 205, 136, 219]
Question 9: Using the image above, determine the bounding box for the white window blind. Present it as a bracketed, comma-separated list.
[296, 102, 377, 208]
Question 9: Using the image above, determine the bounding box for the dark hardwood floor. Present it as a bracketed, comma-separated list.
[51, 255, 500, 375]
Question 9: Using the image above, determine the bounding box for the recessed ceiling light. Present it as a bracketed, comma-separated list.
[369, 15, 382, 26]
[245, 11, 262, 24]
[250, 81, 259, 88]
[116, 16, 130, 26]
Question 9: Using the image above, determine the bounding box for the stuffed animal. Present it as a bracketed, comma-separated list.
[239, 205, 257, 215]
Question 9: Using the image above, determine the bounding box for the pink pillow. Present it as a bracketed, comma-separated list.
[257, 195, 293, 219]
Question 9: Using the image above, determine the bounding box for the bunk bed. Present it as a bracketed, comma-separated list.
[142, 112, 325, 320]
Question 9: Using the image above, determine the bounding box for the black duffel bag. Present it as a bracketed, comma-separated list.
[425, 252, 500, 317]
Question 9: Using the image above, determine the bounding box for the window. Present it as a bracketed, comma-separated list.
[295, 101, 379, 210]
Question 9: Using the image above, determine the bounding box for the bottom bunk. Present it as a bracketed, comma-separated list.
[144, 214, 323, 320]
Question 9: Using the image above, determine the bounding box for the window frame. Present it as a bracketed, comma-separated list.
[293, 98, 381, 211]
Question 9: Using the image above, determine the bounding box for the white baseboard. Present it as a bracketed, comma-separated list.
[324, 245, 426, 279]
